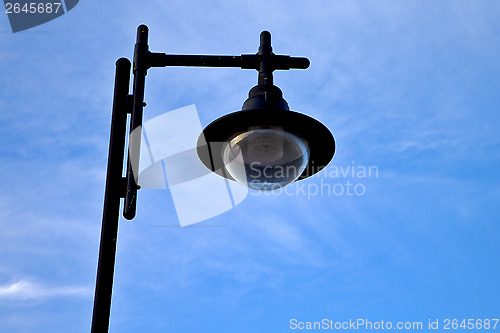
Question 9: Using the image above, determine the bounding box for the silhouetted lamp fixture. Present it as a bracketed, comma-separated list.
[91, 25, 335, 333]
[197, 31, 334, 190]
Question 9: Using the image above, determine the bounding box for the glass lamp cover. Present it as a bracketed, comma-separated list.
[223, 128, 309, 191]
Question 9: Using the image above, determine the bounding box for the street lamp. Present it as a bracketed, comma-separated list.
[91, 24, 335, 333]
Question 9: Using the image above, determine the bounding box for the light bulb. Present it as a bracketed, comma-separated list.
[223, 128, 309, 191]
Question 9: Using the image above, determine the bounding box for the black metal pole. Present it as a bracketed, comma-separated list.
[258, 31, 273, 85]
[91, 57, 131, 333]
[146, 52, 310, 70]
[123, 25, 149, 220]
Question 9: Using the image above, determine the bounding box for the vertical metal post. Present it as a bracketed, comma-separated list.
[124, 25, 149, 220]
[258, 31, 274, 85]
[91, 58, 131, 333]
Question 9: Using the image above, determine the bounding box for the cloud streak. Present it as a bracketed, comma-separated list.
[0, 280, 92, 301]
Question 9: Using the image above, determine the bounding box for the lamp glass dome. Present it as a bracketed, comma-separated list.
[223, 128, 309, 191]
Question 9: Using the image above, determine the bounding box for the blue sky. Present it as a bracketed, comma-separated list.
[1, 1, 500, 332]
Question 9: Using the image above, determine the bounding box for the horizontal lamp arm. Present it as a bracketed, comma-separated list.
[146, 52, 310, 70]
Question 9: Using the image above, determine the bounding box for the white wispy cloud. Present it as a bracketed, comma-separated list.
[0, 280, 92, 301]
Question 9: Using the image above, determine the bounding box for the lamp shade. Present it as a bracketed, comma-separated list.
[197, 84, 335, 190]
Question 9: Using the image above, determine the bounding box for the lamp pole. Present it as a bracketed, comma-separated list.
[91, 25, 312, 333]
[90, 57, 130, 333]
